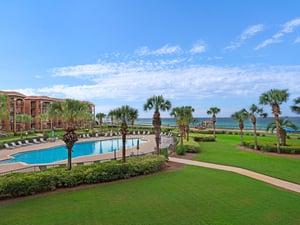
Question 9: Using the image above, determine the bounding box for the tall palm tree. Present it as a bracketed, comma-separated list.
[259, 89, 289, 153]
[96, 112, 106, 132]
[144, 95, 172, 155]
[0, 93, 9, 130]
[248, 104, 267, 150]
[48, 99, 91, 170]
[113, 105, 137, 162]
[16, 114, 32, 139]
[183, 106, 195, 141]
[170, 107, 186, 147]
[231, 109, 249, 145]
[291, 97, 300, 114]
[266, 117, 298, 146]
[206, 107, 221, 138]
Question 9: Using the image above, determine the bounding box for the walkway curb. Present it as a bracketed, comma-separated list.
[169, 157, 300, 194]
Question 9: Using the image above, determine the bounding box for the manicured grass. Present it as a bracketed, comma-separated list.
[0, 166, 300, 225]
[194, 134, 300, 184]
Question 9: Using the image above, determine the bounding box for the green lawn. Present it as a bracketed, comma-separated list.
[194, 134, 300, 184]
[0, 166, 300, 225]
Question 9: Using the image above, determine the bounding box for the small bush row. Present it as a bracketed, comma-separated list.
[0, 155, 166, 200]
[243, 141, 300, 154]
[193, 135, 215, 142]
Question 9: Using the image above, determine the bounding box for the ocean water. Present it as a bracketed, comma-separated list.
[135, 117, 300, 131]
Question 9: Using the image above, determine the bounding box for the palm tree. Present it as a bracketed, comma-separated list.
[48, 99, 91, 170]
[144, 95, 172, 155]
[38, 113, 49, 136]
[259, 89, 289, 153]
[183, 106, 195, 141]
[16, 114, 32, 139]
[96, 112, 106, 132]
[231, 109, 249, 145]
[0, 93, 8, 130]
[291, 97, 300, 114]
[207, 107, 221, 138]
[267, 117, 298, 146]
[113, 105, 137, 162]
[248, 104, 267, 150]
[108, 109, 117, 132]
[128, 108, 139, 127]
[170, 107, 186, 147]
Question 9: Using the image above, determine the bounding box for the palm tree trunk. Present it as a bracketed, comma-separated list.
[153, 111, 161, 155]
[122, 133, 126, 163]
[239, 121, 244, 145]
[67, 146, 72, 170]
[275, 114, 281, 153]
[253, 123, 258, 150]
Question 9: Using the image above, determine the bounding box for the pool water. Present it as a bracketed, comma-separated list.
[0, 138, 146, 165]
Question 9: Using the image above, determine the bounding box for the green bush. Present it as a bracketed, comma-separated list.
[193, 135, 215, 142]
[176, 145, 186, 155]
[0, 155, 166, 200]
[185, 145, 200, 153]
[243, 141, 300, 154]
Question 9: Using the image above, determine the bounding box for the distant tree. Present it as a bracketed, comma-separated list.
[248, 104, 267, 150]
[108, 109, 118, 129]
[0, 93, 9, 130]
[207, 107, 221, 138]
[96, 113, 106, 132]
[231, 109, 249, 145]
[16, 114, 32, 139]
[170, 107, 186, 147]
[38, 113, 49, 136]
[144, 95, 172, 155]
[128, 108, 139, 127]
[259, 89, 289, 153]
[291, 97, 300, 114]
[267, 117, 298, 146]
[170, 106, 194, 146]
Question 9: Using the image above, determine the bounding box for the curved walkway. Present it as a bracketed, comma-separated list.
[169, 157, 300, 194]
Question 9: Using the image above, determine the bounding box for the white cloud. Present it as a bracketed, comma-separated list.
[225, 24, 264, 50]
[190, 41, 206, 54]
[255, 18, 300, 50]
[45, 58, 300, 106]
[135, 44, 181, 56]
[294, 37, 300, 44]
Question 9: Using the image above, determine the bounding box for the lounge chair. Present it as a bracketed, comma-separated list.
[24, 140, 33, 145]
[4, 143, 15, 149]
[39, 138, 47, 143]
[33, 139, 41, 144]
[11, 142, 21, 147]
[17, 140, 27, 146]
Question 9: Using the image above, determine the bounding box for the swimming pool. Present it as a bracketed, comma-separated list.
[0, 138, 146, 165]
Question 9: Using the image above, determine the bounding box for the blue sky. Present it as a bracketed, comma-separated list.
[1, 0, 300, 117]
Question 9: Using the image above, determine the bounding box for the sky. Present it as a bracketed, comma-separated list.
[1, 0, 300, 118]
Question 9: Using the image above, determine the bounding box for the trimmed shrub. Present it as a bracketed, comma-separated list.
[176, 145, 186, 155]
[185, 145, 200, 153]
[193, 135, 215, 142]
[0, 155, 166, 200]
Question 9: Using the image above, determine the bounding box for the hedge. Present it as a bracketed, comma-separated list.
[243, 141, 300, 154]
[0, 155, 166, 200]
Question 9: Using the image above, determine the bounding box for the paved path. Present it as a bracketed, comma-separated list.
[169, 157, 300, 194]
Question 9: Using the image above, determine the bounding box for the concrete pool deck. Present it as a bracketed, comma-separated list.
[0, 134, 175, 174]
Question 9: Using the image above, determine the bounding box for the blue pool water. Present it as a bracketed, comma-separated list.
[0, 138, 146, 165]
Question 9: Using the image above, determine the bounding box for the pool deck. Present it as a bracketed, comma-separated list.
[0, 134, 173, 174]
